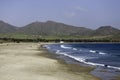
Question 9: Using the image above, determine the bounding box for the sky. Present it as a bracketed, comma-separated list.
[0, 0, 120, 29]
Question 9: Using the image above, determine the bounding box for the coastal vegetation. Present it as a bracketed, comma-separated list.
[0, 35, 119, 43]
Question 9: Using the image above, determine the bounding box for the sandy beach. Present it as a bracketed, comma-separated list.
[0, 42, 100, 80]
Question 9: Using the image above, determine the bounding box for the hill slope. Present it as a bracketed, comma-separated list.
[18, 21, 93, 36]
[92, 26, 120, 36]
[0, 21, 17, 33]
[0, 20, 120, 39]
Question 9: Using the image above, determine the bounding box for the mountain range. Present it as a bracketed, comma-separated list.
[0, 20, 120, 38]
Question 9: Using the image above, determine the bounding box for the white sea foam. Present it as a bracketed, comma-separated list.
[84, 62, 104, 66]
[89, 50, 106, 55]
[108, 66, 120, 70]
[60, 45, 72, 49]
[60, 45, 78, 51]
[89, 50, 96, 53]
[43, 45, 50, 49]
[56, 50, 60, 54]
[73, 48, 77, 50]
[99, 52, 106, 55]
[56, 51, 120, 70]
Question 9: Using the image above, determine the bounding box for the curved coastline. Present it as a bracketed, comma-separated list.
[0, 42, 100, 80]
[44, 42, 120, 80]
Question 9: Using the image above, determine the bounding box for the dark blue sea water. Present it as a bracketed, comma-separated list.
[45, 43, 120, 70]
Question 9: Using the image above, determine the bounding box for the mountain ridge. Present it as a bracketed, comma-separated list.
[91, 26, 120, 36]
[18, 20, 93, 36]
[0, 20, 119, 37]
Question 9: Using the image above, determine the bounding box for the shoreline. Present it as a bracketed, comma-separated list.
[0, 43, 100, 80]
[0, 42, 100, 80]
[40, 43, 101, 80]
[0, 42, 120, 80]
[43, 43, 120, 80]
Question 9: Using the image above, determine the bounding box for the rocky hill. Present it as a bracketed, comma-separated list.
[17, 21, 93, 36]
[92, 26, 120, 36]
[0, 20, 119, 38]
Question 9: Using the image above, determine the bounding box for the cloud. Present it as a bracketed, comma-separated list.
[63, 6, 87, 19]
[64, 12, 76, 18]
[75, 6, 88, 12]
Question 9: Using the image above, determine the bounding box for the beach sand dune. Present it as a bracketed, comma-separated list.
[0, 43, 100, 80]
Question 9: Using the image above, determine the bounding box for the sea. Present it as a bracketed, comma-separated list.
[44, 43, 120, 80]
[44, 43, 120, 69]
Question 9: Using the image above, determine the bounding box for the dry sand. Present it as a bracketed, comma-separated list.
[0, 43, 100, 80]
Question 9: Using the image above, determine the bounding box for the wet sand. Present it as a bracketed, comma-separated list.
[0, 42, 100, 80]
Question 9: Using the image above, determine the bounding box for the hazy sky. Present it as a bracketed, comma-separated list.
[0, 0, 120, 29]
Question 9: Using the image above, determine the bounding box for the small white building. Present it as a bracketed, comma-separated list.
[60, 41, 64, 43]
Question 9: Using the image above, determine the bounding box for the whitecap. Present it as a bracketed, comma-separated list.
[60, 45, 72, 49]
[89, 50, 96, 53]
[73, 48, 77, 50]
[89, 50, 106, 55]
[99, 52, 106, 55]
[43, 45, 50, 49]
[56, 51, 120, 70]
[108, 66, 120, 70]
[56, 50, 60, 54]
